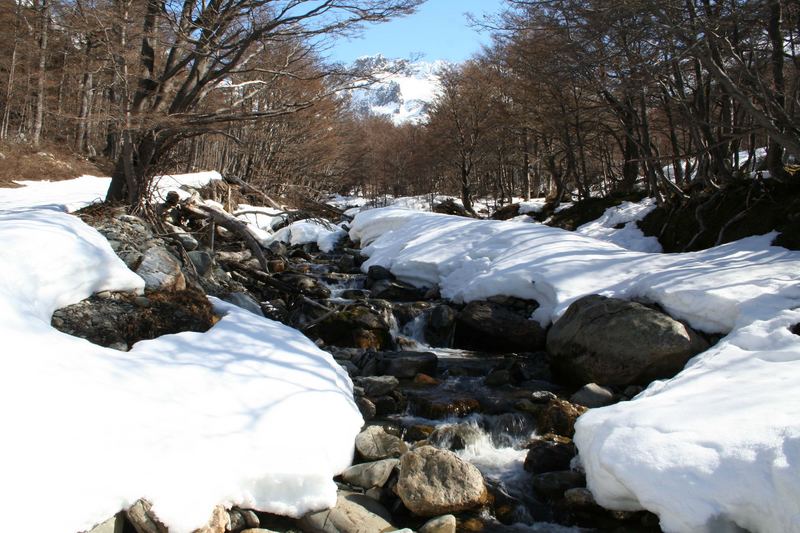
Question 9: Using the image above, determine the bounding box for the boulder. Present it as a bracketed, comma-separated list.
[531, 470, 586, 500]
[299, 492, 395, 533]
[428, 423, 483, 451]
[570, 383, 615, 408]
[354, 375, 399, 397]
[454, 301, 546, 353]
[424, 305, 457, 347]
[369, 279, 427, 302]
[136, 247, 186, 292]
[314, 306, 393, 351]
[419, 515, 457, 533]
[376, 351, 438, 379]
[547, 295, 709, 386]
[536, 399, 587, 438]
[341, 458, 399, 489]
[396, 446, 488, 517]
[187, 250, 213, 277]
[524, 436, 576, 474]
[356, 397, 376, 421]
[367, 265, 394, 282]
[491, 203, 522, 221]
[432, 199, 474, 217]
[354, 426, 408, 461]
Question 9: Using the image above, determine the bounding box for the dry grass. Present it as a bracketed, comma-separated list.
[0, 141, 110, 187]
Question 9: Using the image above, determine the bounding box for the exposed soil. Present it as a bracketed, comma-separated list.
[0, 141, 109, 187]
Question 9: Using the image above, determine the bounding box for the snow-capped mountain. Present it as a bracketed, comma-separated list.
[350, 55, 445, 125]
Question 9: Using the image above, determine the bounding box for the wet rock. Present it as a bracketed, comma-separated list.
[428, 423, 483, 451]
[564, 487, 598, 508]
[277, 273, 331, 299]
[396, 446, 489, 517]
[341, 458, 399, 489]
[524, 436, 576, 474]
[424, 305, 457, 347]
[405, 424, 435, 442]
[341, 289, 369, 300]
[136, 246, 186, 292]
[536, 399, 587, 438]
[369, 278, 427, 302]
[531, 470, 586, 500]
[570, 383, 615, 408]
[484, 369, 513, 387]
[188, 250, 213, 277]
[355, 426, 408, 461]
[267, 259, 286, 273]
[367, 265, 394, 282]
[373, 395, 400, 416]
[413, 373, 440, 386]
[547, 295, 709, 386]
[454, 301, 546, 353]
[418, 515, 457, 533]
[412, 397, 481, 419]
[376, 351, 438, 379]
[391, 302, 432, 327]
[354, 375, 399, 397]
[356, 397, 376, 421]
[299, 492, 395, 533]
[313, 306, 392, 351]
[223, 292, 264, 316]
[509, 355, 552, 382]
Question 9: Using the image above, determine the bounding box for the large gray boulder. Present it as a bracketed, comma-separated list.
[396, 446, 488, 517]
[136, 247, 186, 292]
[547, 295, 709, 386]
[354, 426, 408, 461]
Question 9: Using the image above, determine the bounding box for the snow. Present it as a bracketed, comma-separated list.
[575, 198, 662, 253]
[575, 308, 800, 533]
[267, 220, 347, 253]
[518, 199, 547, 214]
[0, 178, 362, 532]
[235, 204, 287, 231]
[350, 206, 800, 532]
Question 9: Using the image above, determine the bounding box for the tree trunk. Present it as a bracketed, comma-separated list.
[766, 0, 786, 179]
[32, 0, 49, 148]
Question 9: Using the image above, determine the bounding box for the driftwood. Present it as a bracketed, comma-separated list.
[181, 200, 269, 271]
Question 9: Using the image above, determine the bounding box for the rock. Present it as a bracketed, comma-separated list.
[195, 505, 230, 533]
[419, 515, 457, 533]
[376, 351, 438, 378]
[267, 241, 288, 256]
[564, 487, 597, 507]
[228, 508, 260, 531]
[536, 398, 587, 438]
[405, 424, 435, 441]
[355, 375, 399, 397]
[299, 492, 395, 533]
[412, 396, 480, 419]
[223, 292, 264, 316]
[165, 223, 199, 251]
[314, 306, 392, 350]
[428, 423, 483, 451]
[432, 199, 474, 217]
[267, 259, 286, 273]
[531, 470, 586, 500]
[341, 458, 399, 489]
[373, 395, 400, 416]
[367, 265, 395, 282]
[524, 436, 576, 474]
[86, 514, 124, 533]
[424, 305, 457, 347]
[136, 246, 186, 292]
[278, 273, 331, 299]
[546, 295, 709, 386]
[570, 383, 615, 408]
[369, 278, 427, 302]
[354, 425, 408, 461]
[396, 446, 488, 517]
[356, 397, 376, 421]
[413, 373, 439, 386]
[454, 301, 546, 353]
[491, 203, 522, 220]
[484, 369, 512, 387]
[125, 499, 167, 533]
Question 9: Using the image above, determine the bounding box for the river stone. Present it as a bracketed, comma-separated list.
[424, 305, 457, 347]
[356, 397, 376, 421]
[135, 247, 186, 292]
[188, 250, 213, 277]
[355, 426, 408, 461]
[547, 295, 709, 386]
[125, 499, 167, 533]
[369, 278, 427, 302]
[428, 423, 483, 451]
[532, 470, 586, 500]
[367, 265, 395, 282]
[454, 301, 546, 352]
[524, 436, 576, 474]
[396, 446, 488, 517]
[570, 383, 615, 408]
[537, 398, 587, 438]
[223, 291, 264, 316]
[376, 351, 438, 378]
[299, 492, 395, 533]
[341, 458, 399, 489]
[355, 375, 399, 397]
[419, 515, 457, 533]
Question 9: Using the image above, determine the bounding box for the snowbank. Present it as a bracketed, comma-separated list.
[575, 309, 800, 532]
[268, 220, 347, 253]
[575, 198, 661, 252]
[350, 207, 800, 532]
[0, 207, 362, 532]
[350, 208, 800, 333]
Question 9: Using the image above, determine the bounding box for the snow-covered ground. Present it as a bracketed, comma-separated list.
[0, 175, 362, 533]
[350, 207, 800, 533]
[575, 198, 661, 253]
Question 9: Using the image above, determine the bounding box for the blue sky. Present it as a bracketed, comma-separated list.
[326, 0, 506, 64]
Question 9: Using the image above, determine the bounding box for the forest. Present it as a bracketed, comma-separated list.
[0, 0, 798, 210]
